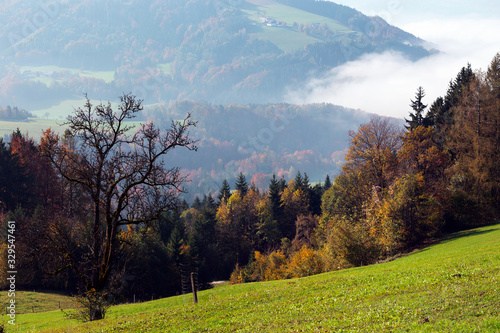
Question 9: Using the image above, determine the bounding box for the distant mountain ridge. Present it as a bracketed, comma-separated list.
[0, 0, 432, 109]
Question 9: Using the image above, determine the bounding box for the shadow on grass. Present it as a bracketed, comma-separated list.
[404, 222, 500, 257]
[439, 223, 499, 244]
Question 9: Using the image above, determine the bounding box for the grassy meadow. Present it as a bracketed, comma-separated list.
[2, 223, 499, 332]
[19, 66, 115, 85]
[1, 291, 76, 315]
[0, 118, 66, 139]
[243, 0, 354, 51]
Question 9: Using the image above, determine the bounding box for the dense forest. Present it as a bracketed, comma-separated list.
[0, 0, 431, 110]
[1, 53, 499, 310]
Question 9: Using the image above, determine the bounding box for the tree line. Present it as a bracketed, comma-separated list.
[0, 105, 32, 121]
[227, 53, 500, 282]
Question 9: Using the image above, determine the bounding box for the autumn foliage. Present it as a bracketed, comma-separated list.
[1, 53, 500, 299]
[228, 53, 500, 282]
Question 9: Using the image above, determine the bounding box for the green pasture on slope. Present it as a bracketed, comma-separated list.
[243, 0, 355, 51]
[2, 223, 499, 332]
[0, 118, 66, 139]
[1, 291, 76, 315]
[19, 66, 115, 85]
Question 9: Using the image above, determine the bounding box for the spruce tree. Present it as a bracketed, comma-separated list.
[268, 174, 283, 222]
[324, 174, 332, 191]
[180, 199, 190, 211]
[426, 96, 444, 128]
[294, 171, 303, 192]
[405, 86, 427, 130]
[426, 64, 475, 144]
[218, 179, 231, 203]
[444, 64, 475, 111]
[278, 177, 287, 192]
[309, 183, 323, 215]
[205, 193, 216, 210]
[235, 172, 248, 197]
[302, 172, 310, 190]
[192, 196, 202, 209]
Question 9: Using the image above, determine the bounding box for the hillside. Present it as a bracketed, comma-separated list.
[0, 101, 377, 199]
[146, 101, 377, 197]
[0, 0, 432, 112]
[4, 223, 499, 332]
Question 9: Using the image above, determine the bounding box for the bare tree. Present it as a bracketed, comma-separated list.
[41, 94, 197, 320]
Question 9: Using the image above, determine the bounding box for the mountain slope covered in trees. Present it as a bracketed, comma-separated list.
[145, 101, 376, 197]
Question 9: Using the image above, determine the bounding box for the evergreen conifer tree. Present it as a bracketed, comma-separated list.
[268, 174, 283, 222]
[180, 199, 190, 211]
[303, 173, 310, 190]
[405, 86, 427, 130]
[235, 172, 248, 197]
[294, 171, 303, 191]
[218, 179, 231, 203]
[205, 193, 216, 210]
[324, 174, 332, 190]
[278, 177, 287, 192]
[426, 64, 475, 144]
[192, 196, 202, 209]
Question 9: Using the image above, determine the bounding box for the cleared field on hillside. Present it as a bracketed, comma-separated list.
[0, 118, 66, 139]
[243, 0, 354, 51]
[19, 66, 115, 85]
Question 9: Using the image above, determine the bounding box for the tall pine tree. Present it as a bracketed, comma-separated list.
[235, 172, 248, 197]
[268, 174, 283, 222]
[324, 174, 332, 191]
[218, 179, 231, 203]
[427, 64, 475, 129]
[405, 86, 427, 130]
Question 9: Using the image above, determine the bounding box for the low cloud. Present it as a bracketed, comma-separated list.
[286, 18, 500, 119]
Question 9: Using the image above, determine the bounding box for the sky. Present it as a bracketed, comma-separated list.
[287, 0, 500, 119]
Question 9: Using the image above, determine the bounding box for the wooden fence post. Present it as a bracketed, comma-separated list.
[191, 272, 198, 304]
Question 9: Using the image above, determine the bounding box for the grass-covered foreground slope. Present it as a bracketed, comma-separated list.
[4, 223, 500, 332]
[0, 291, 76, 315]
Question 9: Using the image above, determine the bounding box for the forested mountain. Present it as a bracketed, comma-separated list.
[0, 0, 421, 196]
[0, 0, 432, 109]
[144, 101, 376, 198]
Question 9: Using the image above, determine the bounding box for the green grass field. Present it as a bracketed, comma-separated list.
[0, 118, 67, 139]
[243, 0, 354, 51]
[28, 98, 122, 120]
[2, 223, 499, 332]
[1, 291, 76, 315]
[19, 66, 115, 85]
[0, 117, 142, 140]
